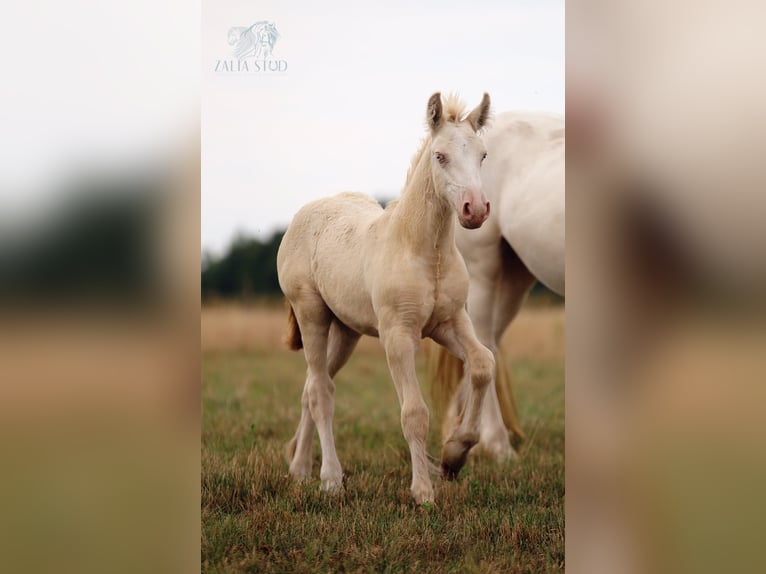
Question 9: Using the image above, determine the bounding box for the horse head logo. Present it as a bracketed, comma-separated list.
[228, 21, 280, 60]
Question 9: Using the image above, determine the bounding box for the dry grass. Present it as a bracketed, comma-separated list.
[201, 301, 564, 361]
[202, 302, 564, 572]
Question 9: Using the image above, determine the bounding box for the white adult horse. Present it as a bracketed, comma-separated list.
[278, 93, 494, 505]
[429, 111, 565, 462]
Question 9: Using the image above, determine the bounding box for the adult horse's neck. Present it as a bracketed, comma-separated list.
[392, 138, 455, 256]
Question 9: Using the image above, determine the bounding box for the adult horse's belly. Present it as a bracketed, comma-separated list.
[501, 152, 565, 295]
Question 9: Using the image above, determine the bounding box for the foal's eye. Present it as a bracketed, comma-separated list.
[435, 152, 447, 165]
[482, 152, 488, 162]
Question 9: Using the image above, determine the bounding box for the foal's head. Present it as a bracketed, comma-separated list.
[427, 92, 491, 229]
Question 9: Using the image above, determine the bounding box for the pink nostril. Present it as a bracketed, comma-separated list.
[462, 202, 472, 217]
[485, 202, 490, 216]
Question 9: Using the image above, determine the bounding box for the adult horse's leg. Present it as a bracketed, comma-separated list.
[478, 243, 536, 459]
[446, 239, 533, 462]
[431, 309, 496, 479]
[290, 297, 344, 493]
[288, 319, 360, 481]
[492, 243, 537, 345]
[380, 322, 433, 504]
[461, 264, 511, 462]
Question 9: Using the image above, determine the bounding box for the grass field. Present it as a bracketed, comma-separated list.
[202, 303, 564, 572]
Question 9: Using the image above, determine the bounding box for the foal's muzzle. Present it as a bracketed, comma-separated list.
[457, 189, 490, 229]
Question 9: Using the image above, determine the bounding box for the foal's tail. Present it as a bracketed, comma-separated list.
[426, 342, 525, 445]
[284, 303, 303, 351]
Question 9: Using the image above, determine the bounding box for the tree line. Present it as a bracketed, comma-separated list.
[202, 230, 562, 304]
[202, 231, 285, 300]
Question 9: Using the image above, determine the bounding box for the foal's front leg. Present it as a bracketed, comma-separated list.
[432, 309, 496, 479]
[380, 324, 434, 505]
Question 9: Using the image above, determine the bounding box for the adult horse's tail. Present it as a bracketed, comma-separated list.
[284, 303, 303, 350]
[426, 342, 525, 446]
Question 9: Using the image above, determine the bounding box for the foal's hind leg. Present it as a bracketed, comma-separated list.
[289, 319, 360, 480]
[287, 382, 315, 480]
[289, 300, 344, 492]
[327, 320, 362, 378]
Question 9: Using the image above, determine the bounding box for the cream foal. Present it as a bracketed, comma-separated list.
[277, 93, 494, 504]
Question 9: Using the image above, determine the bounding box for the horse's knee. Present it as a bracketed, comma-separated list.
[470, 346, 495, 390]
[401, 402, 429, 444]
[382, 329, 418, 361]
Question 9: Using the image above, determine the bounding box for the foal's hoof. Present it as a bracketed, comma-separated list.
[320, 475, 344, 495]
[411, 483, 435, 506]
[286, 439, 312, 480]
[319, 473, 343, 494]
[288, 465, 311, 481]
[440, 439, 472, 480]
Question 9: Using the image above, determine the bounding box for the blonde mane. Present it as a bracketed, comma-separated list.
[387, 135, 444, 245]
[387, 94, 474, 242]
[402, 137, 433, 194]
[442, 93, 467, 123]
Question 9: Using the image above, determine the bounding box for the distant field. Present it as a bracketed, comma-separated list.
[202, 303, 564, 572]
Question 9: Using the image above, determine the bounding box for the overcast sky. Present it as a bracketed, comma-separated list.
[202, 0, 564, 256]
[0, 1, 562, 257]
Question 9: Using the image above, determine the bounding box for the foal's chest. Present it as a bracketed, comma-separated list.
[421, 267, 469, 332]
[375, 249, 469, 334]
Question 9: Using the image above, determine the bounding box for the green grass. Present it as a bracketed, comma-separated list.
[202, 345, 563, 572]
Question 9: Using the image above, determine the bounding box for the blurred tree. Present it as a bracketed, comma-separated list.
[200, 228, 564, 305]
[201, 231, 285, 300]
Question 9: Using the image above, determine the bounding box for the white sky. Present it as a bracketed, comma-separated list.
[202, 0, 563, 256]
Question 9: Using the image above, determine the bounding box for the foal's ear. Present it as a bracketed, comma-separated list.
[427, 92, 443, 132]
[466, 93, 491, 132]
